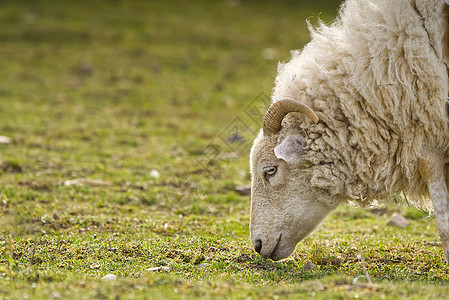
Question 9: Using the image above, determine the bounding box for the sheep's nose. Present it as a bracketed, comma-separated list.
[254, 239, 262, 254]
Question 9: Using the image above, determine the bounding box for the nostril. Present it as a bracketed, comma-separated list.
[254, 239, 262, 254]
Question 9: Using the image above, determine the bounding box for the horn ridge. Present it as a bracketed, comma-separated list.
[263, 99, 319, 136]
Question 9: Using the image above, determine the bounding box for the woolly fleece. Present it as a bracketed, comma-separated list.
[271, 0, 449, 208]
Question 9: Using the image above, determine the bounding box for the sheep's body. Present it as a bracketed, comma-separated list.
[273, 0, 449, 206]
[250, 0, 449, 262]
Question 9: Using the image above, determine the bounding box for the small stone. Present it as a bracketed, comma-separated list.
[387, 213, 410, 228]
[235, 185, 251, 196]
[370, 208, 388, 216]
[303, 261, 316, 271]
[198, 263, 210, 268]
[150, 170, 160, 179]
[0, 136, 11, 144]
[64, 178, 111, 186]
[101, 274, 117, 281]
[146, 266, 169, 272]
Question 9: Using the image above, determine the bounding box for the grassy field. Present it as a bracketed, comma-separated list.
[1, 0, 449, 299]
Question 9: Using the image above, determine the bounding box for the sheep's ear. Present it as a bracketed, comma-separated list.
[274, 134, 306, 164]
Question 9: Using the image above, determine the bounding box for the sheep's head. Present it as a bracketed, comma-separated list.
[249, 99, 340, 261]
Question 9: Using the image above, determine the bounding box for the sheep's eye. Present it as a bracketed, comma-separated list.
[264, 166, 277, 180]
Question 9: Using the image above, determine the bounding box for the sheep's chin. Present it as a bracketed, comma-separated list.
[269, 245, 296, 261]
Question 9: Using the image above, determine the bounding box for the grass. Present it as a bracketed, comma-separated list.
[1, 0, 448, 298]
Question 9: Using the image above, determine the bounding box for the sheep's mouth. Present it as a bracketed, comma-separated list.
[268, 233, 282, 260]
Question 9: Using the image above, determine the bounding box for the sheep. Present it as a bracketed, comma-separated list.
[249, 0, 449, 263]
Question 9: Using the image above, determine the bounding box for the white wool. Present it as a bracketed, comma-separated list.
[272, 0, 449, 208]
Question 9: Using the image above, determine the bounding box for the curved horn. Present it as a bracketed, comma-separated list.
[263, 99, 319, 136]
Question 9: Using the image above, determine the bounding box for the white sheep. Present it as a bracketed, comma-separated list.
[250, 0, 449, 262]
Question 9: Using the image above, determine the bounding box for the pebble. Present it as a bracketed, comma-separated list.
[0, 136, 10, 144]
[146, 266, 169, 272]
[235, 185, 251, 196]
[64, 178, 111, 187]
[150, 170, 160, 179]
[198, 263, 210, 268]
[101, 274, 117, 281]
[387, 213, 410, 228]
[303, 261, 316, 271]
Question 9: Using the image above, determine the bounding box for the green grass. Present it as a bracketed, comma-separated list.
[1, 0, 448, 298]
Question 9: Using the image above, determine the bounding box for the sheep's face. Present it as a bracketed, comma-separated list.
[249, 130, 339, 261]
